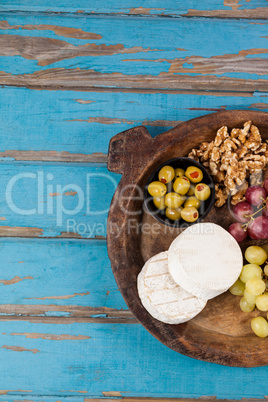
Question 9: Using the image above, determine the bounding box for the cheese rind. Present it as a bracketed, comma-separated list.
[168, 222, 243, 300]
[137, 251, 206, 324]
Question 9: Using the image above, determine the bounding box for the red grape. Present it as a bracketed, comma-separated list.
[262, 203, 268, 217]
[245, 185, 267, 206]
[248, 216, 268, 240]
[232, 201, 253, 223]
[263, 179, 268, 194]
[228, 222, 248, 243]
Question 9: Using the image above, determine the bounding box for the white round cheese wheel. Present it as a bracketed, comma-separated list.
[137, 251, 206, 324]
[168, 222, 243, 300]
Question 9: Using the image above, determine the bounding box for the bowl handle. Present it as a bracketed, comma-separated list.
[107, 126, 152, 175]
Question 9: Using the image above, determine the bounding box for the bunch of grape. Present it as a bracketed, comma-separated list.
[229, 180, 268, 243]
[229, 245, 268, 338]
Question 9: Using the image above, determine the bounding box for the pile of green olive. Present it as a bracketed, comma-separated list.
[147, 165, 211, 223]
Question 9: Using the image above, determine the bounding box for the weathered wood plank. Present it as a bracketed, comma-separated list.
[0, 399, 267, 402]
[0, 237, 134, 321]
[0, 238, 132, 324]
[0, 239, 127, 309]
[2, 397, 85, 402]
[87, 399, 267, 402]
[0, 236, 127, 316]
[0, 87, 268, 162]
[0, 305, 135, 324]
[0, 5, 267, 399]
[0, 163, 120, 238]
[2, 69, 268, 93]
[1, 0, 267, 19]
[0, 15, 267, 92]
[183, 8, 268, 18]
[1, 397, 86, 402]
[0, 150, 108, 163]
[0, 321, 267, 398]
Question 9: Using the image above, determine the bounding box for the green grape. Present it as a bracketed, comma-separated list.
[229, 279, 245, 296]
[256, 294, 268, 311]
[240, 297, 255, 313]
[239, 264, 262, 283]
[246, 278, 266, 296]
[148, 181, 167, 197]
[158, 165, 175, 184]
[264, 265, 268, 276]
[245, 246, 268, 265]
[244, 289, 257, 304]
[251, 317, 268, 338]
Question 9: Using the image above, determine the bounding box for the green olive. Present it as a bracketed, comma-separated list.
[164, 192, 184, 209]
[186, 184, 195, 196]
[181, 206, 199, 223]
[158, 165, 175, 184]
[166, 207, 181, 221]
[174, 168, 185, 178]
[194, 183, 211, 201]
[148, 181, 167, 197]
[184, 196, 201, 209]
[185, 166, 203, 183]
[153, 196, 166, 210]
[173, 176, 190, 195]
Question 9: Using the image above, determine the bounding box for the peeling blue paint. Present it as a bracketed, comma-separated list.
[0, 1, 268, 399]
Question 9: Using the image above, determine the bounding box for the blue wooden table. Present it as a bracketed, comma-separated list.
[0, 1, 268, 400]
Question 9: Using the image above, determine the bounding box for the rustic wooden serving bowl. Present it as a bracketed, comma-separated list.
[107, 110, 268, 367]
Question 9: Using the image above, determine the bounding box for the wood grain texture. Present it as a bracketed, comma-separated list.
[1, 0, 267, 19]
[0, 87, 268, 162]
[0, 239, 127, 309]
[2, 399, 263, 402]
[2, 69, 268, 93]
[1, 0, 268, 399]
[86, 399, 268, 402]
[0, 150, 108, 163]
[0, 15, 267, 92]
[0, 321, 267, 398]
[0, 306, 136, 324]
[0, 236, 265, 398]
[0, 162, 120, 238]
[183, 8, 268, 19]
[0, 238, 134, 322]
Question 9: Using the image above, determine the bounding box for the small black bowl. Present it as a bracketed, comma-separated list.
[144, 157, 215, 227]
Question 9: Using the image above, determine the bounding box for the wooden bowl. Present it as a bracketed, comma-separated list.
[107, 110, 268, 367]
[144, 157, 215, 227]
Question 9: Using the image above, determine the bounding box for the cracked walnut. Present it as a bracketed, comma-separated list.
[188, 121, 268, 207]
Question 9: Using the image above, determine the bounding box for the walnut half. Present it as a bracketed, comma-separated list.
[187, 121, 268, 207]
